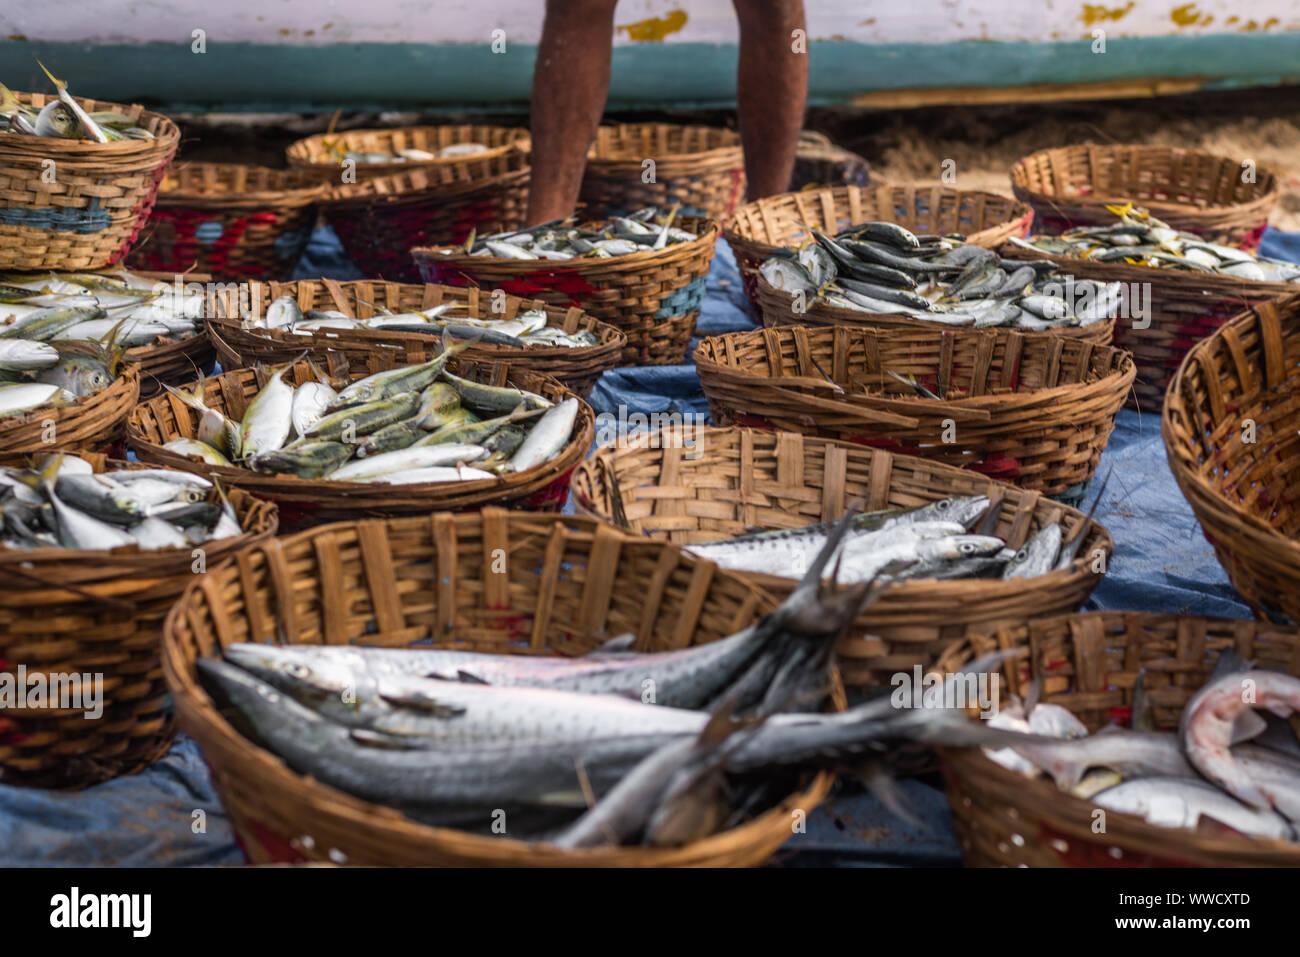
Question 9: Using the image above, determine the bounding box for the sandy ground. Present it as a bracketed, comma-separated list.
[179, 86, 1300, 229]
[814, 87, 1300, 229]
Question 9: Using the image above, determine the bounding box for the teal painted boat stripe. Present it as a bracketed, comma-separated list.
[2, 35, 1299, 110]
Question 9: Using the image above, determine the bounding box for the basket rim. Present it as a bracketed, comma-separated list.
[1009, 144, 1280, 212]
[1162, 294, 1300, 560]
[161, 508, 835, 865]
[584, 122, 743, 165]
[202, 278, 629, 353]
[693, 324, 1137, 412]
[155, 161, 330, 203]
[0, 462, 275, 566]
[753, 270, 1117, 342]
[411, 218, 722, 273]
[724, 183, 1033, 257]
[286, 124, 531, 168]
[0, 90, 180, 156]
[572, 426, 1115, 597]
[126, 359, 592, 498]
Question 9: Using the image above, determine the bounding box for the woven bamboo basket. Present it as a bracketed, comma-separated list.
[579, 123, 745, 223]
[935, 611, 1300, 866]
[202, 279, 625, 399]
[789, 131, 870, 192]
[127, 163, 327, 280]
[413, 217, 719, 365]
[0, 453, 277, 789]
[127, 357, 592, 531]
[162, 509, 838, 866]
[128, 333, 217, 399]
[754, 273, 1116, 346]
[696, 325, 1134, 498]
[286, 124, 531, 181]
[0, 92, 179, 271]
[571, 427, 1112, 689]
[0, 343, 139, 466]
[725, 185, 1034, 306]
[1001, 243, 1295, 412]
[1010, 145, 1280, 248]
[1164, 293, 1300, 626]
[320, 146, 530, 282]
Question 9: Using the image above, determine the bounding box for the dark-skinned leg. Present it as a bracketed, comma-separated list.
[732, 0, 808, 199]
[527, 0, 619, 224]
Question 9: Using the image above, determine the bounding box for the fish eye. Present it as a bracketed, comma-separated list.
[936, 500, 951, 510]
[1015, 548, 1028, 561]
[288, 663, 311, 679]
[960, 543, 976, 554]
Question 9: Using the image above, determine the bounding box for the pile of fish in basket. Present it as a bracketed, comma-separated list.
[5, 62, 1300, 870]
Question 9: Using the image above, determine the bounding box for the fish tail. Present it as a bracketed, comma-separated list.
[35, 59, 66, 92]
[15, 451, 64, 492]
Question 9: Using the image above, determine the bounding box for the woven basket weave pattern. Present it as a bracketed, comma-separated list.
[1011, 145, 1279, 247]
[128, 357, 592, 530]
[163, 509, 835, 866]
[201, 279, 625, 398]
[321, 145, 531, 282]
[0, 93, 179, 271]
[0, 456, 277, 789]
[413, 217, 720, 365]
[725, 185, 1034, 306]
[287, 124, 530, 180]
[695, 324, 1134, 497]
[579, 123, 745, 222]
[936, 612, 1300, 866]
[0, 344, 140, 466]
[1164, 293, 1300, 625]
[571, 427, 1111, 688]
[128, 163, 326, 280]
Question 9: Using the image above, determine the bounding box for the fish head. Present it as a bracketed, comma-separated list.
[916, 534, 1005, 562]
[908, 495, 990, 529]
[221, 644, 367, 706]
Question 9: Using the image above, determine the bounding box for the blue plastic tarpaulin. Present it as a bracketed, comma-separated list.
[0, 224, 1276, 867]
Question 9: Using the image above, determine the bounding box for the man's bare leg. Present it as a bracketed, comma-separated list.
[733, 0, 808, 200]
[527, 0, 619, 224]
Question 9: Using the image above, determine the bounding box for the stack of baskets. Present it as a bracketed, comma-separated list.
[128, 357, 593, 530]
[1164, 292, 1300, 625]
[413, 217, 720, 365]
[204, 279, 626, 398]
[727, 184, 1033, 307]
[0, 454, 277, 788]
[694, 324, 1134, 498]
[936, 612, 1300, 866]
[0, 91, 179, 271]
[571, 428, 1113, 690]
[1010, 145, 1279, 248]
[162, 509, 837, 866]
[579, 123, 745, 222]
[308, 127, 532, 282]
[127, 163, 327, 280]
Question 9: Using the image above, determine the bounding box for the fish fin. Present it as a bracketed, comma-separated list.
[376, 690, 466, 718]
[974, 496, 1004, 536]
[1131, 667, 1156, 732]
[1209, 647, 1254, 683]
[1024, 672, 1044, 716]
[855, 761, 932, 833]
[35, 59, 68, 94]
[590, 632, 637, 656]
[163, 378, 207, 413]
[454, 670, 489, 685]
[1230, 708, 1269, 745]
[1252, 713, 1300, 759]
[347, 728, 434, 750]
[1193, 814, 1250, 840]
[15, 453, 63, 492]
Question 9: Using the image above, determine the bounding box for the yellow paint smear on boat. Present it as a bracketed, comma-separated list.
[617, 9, 688, 43]
[1080, 2, 1134, 26]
